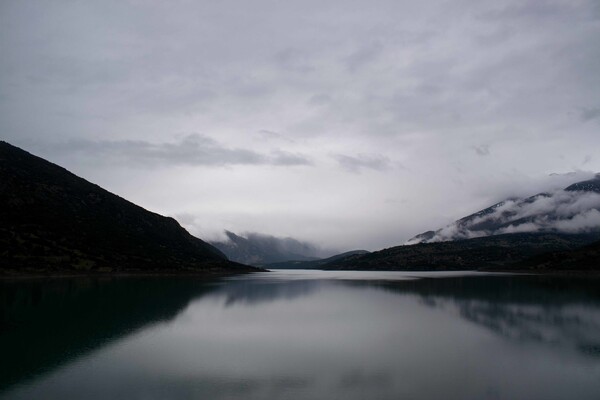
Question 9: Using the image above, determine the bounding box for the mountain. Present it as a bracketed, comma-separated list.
[514, 239, 600, 271]
[264, 250, 370, 269]
[407, 174, 600, 244]
[0, 141, 256, 275]
[211, 230, 320, 266]
[322, 233, 600, 271]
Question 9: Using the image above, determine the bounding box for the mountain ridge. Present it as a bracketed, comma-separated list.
[323, 232, 600, 271]
[211, 230, 321, 266]
[407, 174, 600, 245]
[0, 141, 257, 275]
[264, 250, 370, 269]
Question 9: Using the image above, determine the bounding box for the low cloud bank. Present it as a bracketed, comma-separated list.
[407, 187, 600, 244]
[33, 135, 312, 168]
[210, 230, 333, 265]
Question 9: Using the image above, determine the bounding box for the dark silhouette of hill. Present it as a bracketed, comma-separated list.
[514, 239, 600, 271]
[323, 233, 600, 271]
[0, 141, 256, 275]
[265, 250, 370, 269]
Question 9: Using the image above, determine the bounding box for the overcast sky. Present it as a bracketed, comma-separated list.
[2, 0, 600, 252]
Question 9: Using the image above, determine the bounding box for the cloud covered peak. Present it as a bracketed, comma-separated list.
[407, 175, 600, 244]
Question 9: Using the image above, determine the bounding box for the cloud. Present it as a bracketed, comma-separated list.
[270, 150, 313, 166]
[473, 144, 490, 156]
[580, 107, 600, 122]
[344, 41, 384, 72]
[37, 135, 312, 168]
[256, 130, 295, 143]
[333, 153, 393, 173]
[2, 0, 600, 251]
[240, 231, 322, 257]
[209, 230, 333, 264]
[408, 187, 600, 244]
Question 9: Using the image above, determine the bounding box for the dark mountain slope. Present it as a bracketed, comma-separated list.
[514, 240, 600, 271]
[264, 250, 370, 269]
[0, 141, 255, 275]
[323, 233, 600, 271]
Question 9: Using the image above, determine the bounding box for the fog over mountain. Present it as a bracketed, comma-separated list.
[408, 175, 600, 244]
[211, 231, 331, 266]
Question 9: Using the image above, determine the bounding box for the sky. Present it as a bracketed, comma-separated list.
[1, 0, 600, 253]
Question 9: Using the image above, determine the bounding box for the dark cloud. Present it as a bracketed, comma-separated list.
[256, 130, 295, 143]
[37, 135, 311, 168]
[580, 107, 600, 122]
[473, 145, 491, 156]
[344, 41, 384, 72]
[333, 153, 393, 173]
[270, 150, 313, 166]
[477, 1, 587, 22]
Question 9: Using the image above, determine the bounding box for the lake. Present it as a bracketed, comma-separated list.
[1, 270, 599, 399]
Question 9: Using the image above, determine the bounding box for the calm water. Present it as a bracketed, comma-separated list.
[1, 270, 599, 400]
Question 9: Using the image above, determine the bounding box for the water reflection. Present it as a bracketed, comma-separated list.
[1, 271, 599, 400]
[0, 277, 217, 392]
[364, 275, 600, 358]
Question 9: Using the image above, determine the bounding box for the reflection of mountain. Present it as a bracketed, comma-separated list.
[0, 277, 216, 392]
[217, 274, 600, 358]
[219, 279, 323, 306]
[3, 273, 599, 397]
[365, 275, 600, 357]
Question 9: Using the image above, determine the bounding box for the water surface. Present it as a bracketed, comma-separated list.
[1, 270, 599, 399]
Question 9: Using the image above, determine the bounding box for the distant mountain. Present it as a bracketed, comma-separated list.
[407, 174, 600, 244]
[264, 250, 370, 269]
[211, 231, 321, 266]
[0, 141, 256, 275]
[322, 233, 600, 271]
